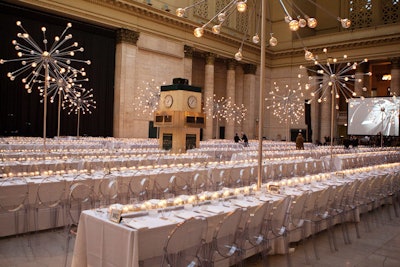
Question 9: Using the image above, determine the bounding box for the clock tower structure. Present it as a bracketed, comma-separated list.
[154, 79, 205, 153]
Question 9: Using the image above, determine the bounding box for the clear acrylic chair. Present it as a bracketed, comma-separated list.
[34, 176, 66, 232]
[206, 208, 245, 266]
[285, 192, 310, 266]
[128, 176, 150, 201]
[0, 177, 30, 236]
[241, 201, 272, 265]
[169, 174, 191, 196]
[265, 196, 291, 265]
[98, 174, 119, 205]
[304, 186, 336, 260]
[161, 216, 208, 267]
[64, 182, 94, 267]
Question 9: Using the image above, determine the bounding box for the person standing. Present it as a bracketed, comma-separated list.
[241, 132, 249, 147]
[296, 132, 304, 150]
[234, 133, 240, 143]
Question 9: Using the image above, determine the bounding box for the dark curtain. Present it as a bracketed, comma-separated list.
[0, 2, 115, 137]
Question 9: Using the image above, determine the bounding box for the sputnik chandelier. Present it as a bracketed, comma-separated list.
[134, 79, 166, 117]
[265, 81, 304, 125]
[65, 87, 96, 137]
[176, 0, 352, 61]
[0, 21, 91, 146]
[0, 21, 91, 93]
[299, 48, 371, 108]
[203, 94, 247, 124]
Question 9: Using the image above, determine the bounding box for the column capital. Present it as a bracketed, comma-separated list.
[243, 64, 257, 75]
[226, 59, 237, 70]
[356, 62, 369, 73]
[390, 57, 400, 69]
[116, 28, 140, 45]
[184, 45, 193, 58]
[205, 53, 216, 65]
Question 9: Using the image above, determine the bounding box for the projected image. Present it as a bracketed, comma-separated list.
[348, 97, 399, 136]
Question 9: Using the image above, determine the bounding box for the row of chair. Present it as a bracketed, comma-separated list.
[160, 171, 400, 267]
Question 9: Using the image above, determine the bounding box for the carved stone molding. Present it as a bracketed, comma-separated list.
[116, 28, 140, 45]
[243, 64, 257, 75]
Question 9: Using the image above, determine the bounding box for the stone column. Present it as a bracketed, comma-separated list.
[390, 57, 400, 96]
[225, 59, 236, 140]
[184, 45, 193, 84]
[243, 64, 257, 139]
[203, 53, 216, 140]
[113, 29, 140, 137]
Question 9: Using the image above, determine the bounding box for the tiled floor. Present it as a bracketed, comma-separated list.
[0, 205, 399, 267]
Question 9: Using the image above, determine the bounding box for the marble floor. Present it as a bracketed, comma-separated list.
[0, 206, 399, 267]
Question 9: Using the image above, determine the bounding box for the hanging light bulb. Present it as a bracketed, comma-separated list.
[340, 18, 351, 28]
[236, 1, 247, 13]
[218, 12, 226, 22]
[289, 20, 299, 31]
[269, 33, 277, 46]
[212, 24, 221, 34]
[306, 17, 318, 28]
[304, 50, 314, 61]
[298, 17, 307, 28]
[176, 8, 186, 17]
[194, 27, 204, 37]
[235, 49, 243, 61]
[252, 33, 260, 44]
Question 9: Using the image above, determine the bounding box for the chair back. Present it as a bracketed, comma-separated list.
[162, 216, 208, 267]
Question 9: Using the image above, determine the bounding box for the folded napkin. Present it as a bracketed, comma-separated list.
[174, 210, 201, 219]
[232, 200, 252, 208]
[125, 219, 149, 230]
[204, 205, 225, 214]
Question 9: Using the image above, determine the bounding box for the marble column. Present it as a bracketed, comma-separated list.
[225, 59, 236, 140]
[203, 53, 216, 140]
[390, 57, 400, 96]
[113, 29, 140, 137]
[243, 64, 257, 139]
[184, 45, 193, 83]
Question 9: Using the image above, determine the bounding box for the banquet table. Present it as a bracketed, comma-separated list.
[70, 162, 400, 267]
[71, 194, 282, 267]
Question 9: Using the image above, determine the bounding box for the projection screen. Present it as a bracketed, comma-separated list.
[348, 97, 399, 136]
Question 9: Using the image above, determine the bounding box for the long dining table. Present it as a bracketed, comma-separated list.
[71, 162, 400, 267]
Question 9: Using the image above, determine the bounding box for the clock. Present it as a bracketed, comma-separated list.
[164, 95, 173, 108]
[187, 95, 197, 109]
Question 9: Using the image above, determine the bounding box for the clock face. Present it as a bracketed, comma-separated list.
[164, 95, 173, 108]
[187, 95, 197, 109]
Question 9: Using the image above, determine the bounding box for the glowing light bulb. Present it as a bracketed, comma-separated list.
[218, 12, 226, 22]
[289, 20, 299, 31]
[176, 8, 185, 17]
[298, 18, 307, 28]
[304, 50, 314, 61]
[340, 18, 351, 28]
[194, 27, 204, 38]
[307, 17, 317, 28]
[234, 50, 243, 61]
[252, 34, 260, 44]
[269, 35, 277, 46]
[236, 1, 247, 12]
[212, 24, 221, 34]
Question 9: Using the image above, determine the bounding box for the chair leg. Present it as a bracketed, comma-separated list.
[64, 228, 72, 267]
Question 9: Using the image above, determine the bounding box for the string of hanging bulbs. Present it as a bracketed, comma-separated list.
[175, 0, 353, 61]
